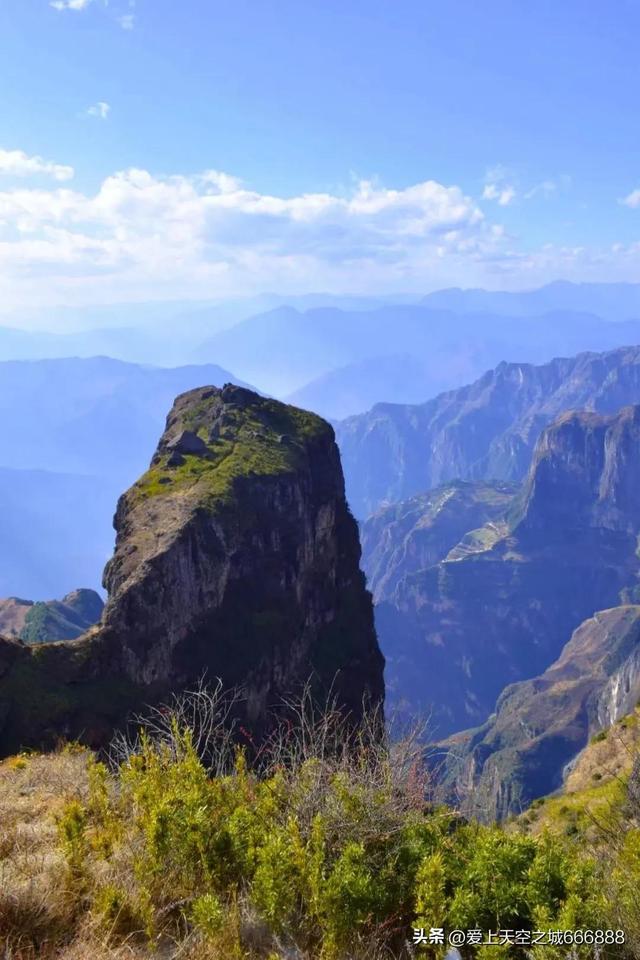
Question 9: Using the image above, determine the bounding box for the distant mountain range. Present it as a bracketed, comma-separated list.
[286, 354, 436, 420]
[367, 405, 640, 743]
[199, 304, 640, 416]
[0, 293, 402, 368]
[4, 282, 640, 418]
[338, 344, 640, 518]
[421, 280, 640, 322]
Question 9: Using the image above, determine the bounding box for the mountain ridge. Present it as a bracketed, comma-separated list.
[198, 303, 640, 400]
[434, 604, 640, 820]
[337, 344, 640, 518]
[371, 404, 640, 739]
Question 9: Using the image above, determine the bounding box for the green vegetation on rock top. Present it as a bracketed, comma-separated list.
[133, 387, 332, 508]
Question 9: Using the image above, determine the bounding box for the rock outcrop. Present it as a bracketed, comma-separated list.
[337, 345, 640, 518]
[0, 385, 384, 757]
[374, 405, 640, 738]
[0, 590, 104, 644]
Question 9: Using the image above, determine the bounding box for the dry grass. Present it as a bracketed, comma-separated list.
[565, 708, 640, 793]
[0, 747, 263, 960]
[0, 683, 428, 960]
[0, 748, 90, 953]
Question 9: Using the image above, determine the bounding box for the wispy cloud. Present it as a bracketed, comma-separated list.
[524, 180, 557, 200]
[524, 175, 571, 200]
[482, 165, 516, 206]
[482, 183, 516, 206]
[483, 168, 571, 206]
[118, 0, 135, 30]
[621, 188, 640, 209]
[50, 0, 129, 29]
[0, 148, 74, 182]
[87, 102, 111, 120]
[50, 0, 93, 10]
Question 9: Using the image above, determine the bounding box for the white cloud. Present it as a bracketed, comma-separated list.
[482, 183, 516, 206]
[0, 148, 74, 182]
[87, 102, 111, 120]
[0, 164, 501, 306]
[0, 158, 637, 310]
[482, 165, 516, 206]
[118, 13, 135, 29]
[50, 0, 93, 10]
[621, 189, 640, 209]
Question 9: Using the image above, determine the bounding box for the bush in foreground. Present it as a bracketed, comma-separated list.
[1, 684, 637, 959]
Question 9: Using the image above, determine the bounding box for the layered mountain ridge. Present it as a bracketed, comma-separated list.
[199, 303, 640, 407]
[435, 604, 640, 820]
[361, 480, 518, 605]
[371, 405, 640, 742]
[338, 345, 640, 518]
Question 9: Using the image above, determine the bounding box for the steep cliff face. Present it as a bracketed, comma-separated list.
[516, 404, 640, 535]
[376, 405, 640, 738]
[433, 605, 640, 821]
[0, 385, 383, 756]
[337, 345, 640, 519]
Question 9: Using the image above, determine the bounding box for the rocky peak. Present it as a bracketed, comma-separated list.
[0, 386, 383, 755]
[517, 405, 640, 535]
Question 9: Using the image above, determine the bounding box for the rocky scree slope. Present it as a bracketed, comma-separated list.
[0, 385, 383, 757]
[375, 404, 640, 739]
[337, 345, 640, 519]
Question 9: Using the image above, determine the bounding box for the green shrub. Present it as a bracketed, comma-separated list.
[43, 688, 624, 958]
[190, 892, 225, 939]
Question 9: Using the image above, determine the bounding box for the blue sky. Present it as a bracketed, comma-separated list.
[1, 0, 639, 310]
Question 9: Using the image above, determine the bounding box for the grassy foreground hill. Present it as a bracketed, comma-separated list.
[1, 692, 636, 960]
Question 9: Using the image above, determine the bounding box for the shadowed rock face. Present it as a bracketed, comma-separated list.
[0, 385, 383, 756]
[375, 405, 640, 739]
